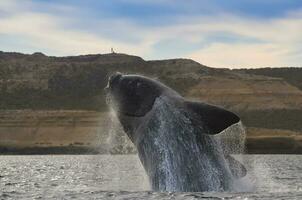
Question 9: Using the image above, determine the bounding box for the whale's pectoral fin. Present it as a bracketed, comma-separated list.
[225, 155, 247, 178]
[185, 101, 240, 135]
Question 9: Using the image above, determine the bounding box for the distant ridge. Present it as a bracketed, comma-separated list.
[0, 50, 302, 132]
[234, 67, 302, 90]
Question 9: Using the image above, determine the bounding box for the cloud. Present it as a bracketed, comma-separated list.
[189, 43, 287, 68]
[182, 13, 302, 68]
[0, 2, 152, 56]
[0, 0, 301, 68]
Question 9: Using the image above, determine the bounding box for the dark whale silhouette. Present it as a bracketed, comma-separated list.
[105, 73, 247, 192]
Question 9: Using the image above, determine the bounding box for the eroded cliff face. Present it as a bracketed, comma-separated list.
[0, 110, 135, 154]
[187, 76, 302, 110]
[0, 110, 301, 154]
[0, 110, 103, 148]
[0, 51, 302, 153]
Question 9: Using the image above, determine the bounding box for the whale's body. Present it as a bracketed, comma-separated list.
[105, 73, 246, 192]
[135, 96, 234, 191]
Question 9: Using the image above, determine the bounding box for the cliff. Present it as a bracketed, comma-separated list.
[0, 51, 301, 154]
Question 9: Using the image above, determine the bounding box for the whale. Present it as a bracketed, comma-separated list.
[105, 73, 247, 192]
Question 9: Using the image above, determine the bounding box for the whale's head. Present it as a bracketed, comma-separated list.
[105, 73, 181, 142]
[105, 73, 167, 141]
[105, 73, 165, 117]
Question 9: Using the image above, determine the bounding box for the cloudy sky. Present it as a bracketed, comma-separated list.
[0, 0, 302, 68]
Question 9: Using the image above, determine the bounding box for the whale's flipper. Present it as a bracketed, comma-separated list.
[225, 155, 247, 178]
[185, 101, 240, 135]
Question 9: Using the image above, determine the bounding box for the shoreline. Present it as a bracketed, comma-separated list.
[0, 135, 301, 155]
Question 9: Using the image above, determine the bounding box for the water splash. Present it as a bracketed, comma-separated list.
[215, 122, 289, 193]
[105, 97, 284, 193]
[105, 109, 136, 154]
[214, 122, 256, 192]
[215, 121, 246, 155]
[138, 97, 235, 191]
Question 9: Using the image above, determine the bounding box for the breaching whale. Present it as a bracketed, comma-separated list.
[105, 73, 247, 192]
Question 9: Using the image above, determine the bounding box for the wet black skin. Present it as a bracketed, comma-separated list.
[105, 73, 180, 142]
[106, 73, 163, 117]
[105, 73, 246, 192]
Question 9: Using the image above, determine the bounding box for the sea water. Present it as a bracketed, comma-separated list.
[0, 154, 301, 199]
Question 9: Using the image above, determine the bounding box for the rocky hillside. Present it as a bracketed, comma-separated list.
[0, 51, 302, 153]
[1, 51, 302, 111]
[0, 51, 222, 111]
[234, 67, 302, 90]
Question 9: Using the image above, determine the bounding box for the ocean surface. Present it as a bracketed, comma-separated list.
[0, 154, 301, 199]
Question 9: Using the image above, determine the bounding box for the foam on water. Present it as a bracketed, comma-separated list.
[247, 155, 293, 193]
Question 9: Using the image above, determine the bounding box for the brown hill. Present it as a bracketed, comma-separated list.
[234, 67, 302, 90]
[0, 51, 302, 153]
[1, 51, 302, 111]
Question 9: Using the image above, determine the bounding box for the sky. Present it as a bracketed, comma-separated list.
[0, 0, 302, 68]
